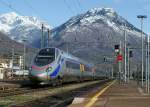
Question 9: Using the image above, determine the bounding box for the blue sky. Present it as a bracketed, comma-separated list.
[0, 0, 150, 33]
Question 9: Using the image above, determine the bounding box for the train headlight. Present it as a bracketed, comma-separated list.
[47, 67, 53, 72]
[29, 67, 32, 71]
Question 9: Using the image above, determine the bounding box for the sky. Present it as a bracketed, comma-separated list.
[0, 0, 150, 33]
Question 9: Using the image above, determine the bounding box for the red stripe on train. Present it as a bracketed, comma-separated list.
[32, 65, 49, 70]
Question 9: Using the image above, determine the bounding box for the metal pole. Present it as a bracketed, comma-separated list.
[119, 41, 122, 82]
[11, 47, 14, 78]
[124, 23, 127, 83]
[137, 15, 147, 87]
[112, 66, 114, 79]
[146, 36, 148, 92]
[47, 29, 50, 47]
[127, 47, 130, 82]
[41, 24, 44, 49]
[141, 18, 144, 87]
[23, 41, 26, 78]
[148, 35, 150, 93]
[66, 42, 69, 54]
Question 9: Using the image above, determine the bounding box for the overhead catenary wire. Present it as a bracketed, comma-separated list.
[73, 0, 80, 14]
[23, 0, 51, 30]
[76, 0, 83, 11]
[23, 0, 39, 15]
[0, 0, 41, 46]
[0, 0, 28, 42]
[23, 0, 51, 48]
[24, 1, 52, 28]
[23, 0, 43, 20]
[63, 0, 75, 15]
[0, 0, 22, 15]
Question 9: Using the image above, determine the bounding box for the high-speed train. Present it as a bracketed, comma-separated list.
[29, 47, 107, 85]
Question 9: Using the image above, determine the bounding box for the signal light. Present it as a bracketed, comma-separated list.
[104, 57, 107, 62]
[114, 45, 119, 49]
[129, 50, 133, 57]
[114, 45, 119, 53]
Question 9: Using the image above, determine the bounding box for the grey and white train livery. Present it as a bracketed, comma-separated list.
[29, 47, 106, 85]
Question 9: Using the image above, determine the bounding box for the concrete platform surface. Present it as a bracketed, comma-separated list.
[69, 80, 150, 107]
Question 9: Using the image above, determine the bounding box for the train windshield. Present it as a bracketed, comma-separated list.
[34, 48, 55, 66]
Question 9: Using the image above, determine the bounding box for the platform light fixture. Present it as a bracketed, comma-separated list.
[137, 15, 147, 87]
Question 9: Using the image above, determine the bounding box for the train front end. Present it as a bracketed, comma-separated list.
[29, 48, 57, 84]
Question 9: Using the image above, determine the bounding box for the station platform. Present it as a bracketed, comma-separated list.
[69, 80, 150, 107]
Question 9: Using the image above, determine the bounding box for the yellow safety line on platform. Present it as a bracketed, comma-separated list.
[84, 80, 116, 107]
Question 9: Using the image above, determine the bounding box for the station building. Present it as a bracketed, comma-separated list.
[0, 54, 24, 80]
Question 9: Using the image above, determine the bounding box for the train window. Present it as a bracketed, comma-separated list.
[57, 56, 61, 64]
[34, 48, 55, 66]
[66, 61, 80, 69]
[34, 56, 55, 66]
[39, 48, 55, 56]
[84, 66, 91, 72]
[56, 49, 59, 57]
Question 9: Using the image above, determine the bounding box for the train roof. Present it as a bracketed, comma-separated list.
[39, 47, 94, 67]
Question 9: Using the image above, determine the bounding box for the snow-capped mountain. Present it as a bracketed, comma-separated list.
[0, 8, 143, 71]
[52, 7, 141, 38]
[0, 12, 52, 47]
[50, 7, 142, 67]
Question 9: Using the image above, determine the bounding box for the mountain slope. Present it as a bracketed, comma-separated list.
[50, 7, 142, 66]
[0, 12, 51, 47]
[52, 7, 141, 39]
[0, 31, 37, 67]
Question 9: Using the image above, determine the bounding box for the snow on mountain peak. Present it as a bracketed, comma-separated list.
[0, 12, 51, 30]
[0, 12, 52, 47]
[87, 7, 116, 17]
[0, 12, 18, 18]
[65, 7, 119, 30]
[60, 7, 141, 37]
[71, 7, 119, 27]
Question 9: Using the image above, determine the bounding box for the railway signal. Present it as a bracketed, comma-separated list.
[117, 54, 123, 61]
[103, 57, 107, 62]
[129, 50, 133, 57]
[114, 42, 123, 83]
[114, 44, 120, 54]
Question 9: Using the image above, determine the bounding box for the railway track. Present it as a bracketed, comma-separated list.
[0, 87, 29, 97]
[0, 85, 55, 97]
[7, 79, 110, 107]
[0, 79, 108, 98]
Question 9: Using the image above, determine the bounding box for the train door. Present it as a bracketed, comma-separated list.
[46, 69, 49, 81]
[80, 64, 84, 81]
[92, 68, 95, 80]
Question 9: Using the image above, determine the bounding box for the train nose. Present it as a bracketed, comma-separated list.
[29, 75, 43, 83]
[29, 70, 50, 82]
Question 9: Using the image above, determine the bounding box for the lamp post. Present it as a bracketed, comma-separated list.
[22, 39, 27, 78]
[124, 23, 127, 83]
[41, 24, 44, 49]
[127, 47, 130, 82]
[145, 35, 150, 93]
[148, 35, 150, 93]
[137, 15, 147, 87]
[47, 28, 50, 47]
